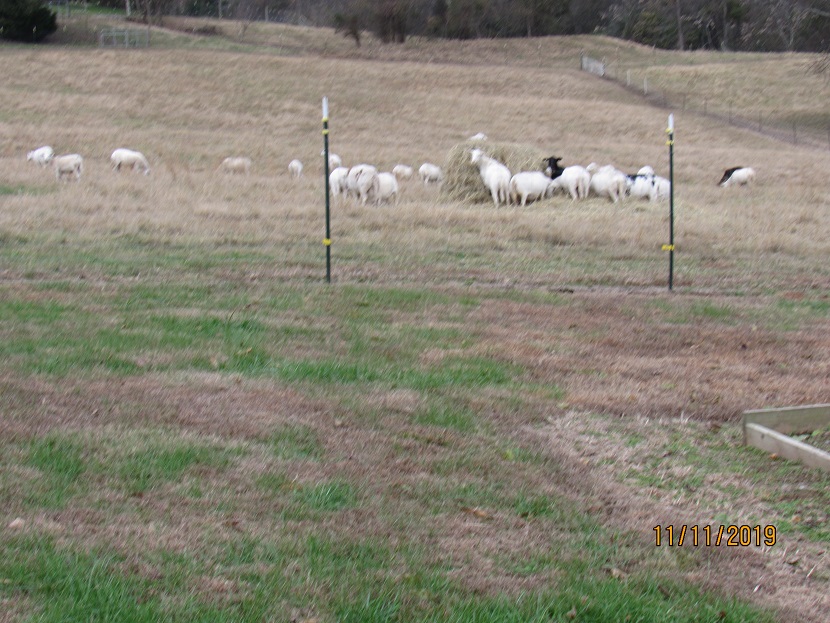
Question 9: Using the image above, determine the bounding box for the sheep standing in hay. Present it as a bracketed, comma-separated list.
[27, 146, 54, 167]
[53, 154, 83, 182]
[470, 148, 511, 208]
[219, 157, 252, 175]
[111, 148, 151, 175]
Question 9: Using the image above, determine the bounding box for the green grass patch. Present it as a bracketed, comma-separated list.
[23, 433, 87, 508]
[113, 441, 232, 495]
[413, 400, 477, 432]
[268, 424, 323, 460]
[289, 480, 358, 515]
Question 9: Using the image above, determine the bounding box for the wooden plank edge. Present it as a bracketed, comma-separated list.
[743, 404, 830, 435]
[744, 422, 830, 472]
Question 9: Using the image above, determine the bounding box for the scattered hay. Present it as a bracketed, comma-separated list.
[441, 141, 547, 205]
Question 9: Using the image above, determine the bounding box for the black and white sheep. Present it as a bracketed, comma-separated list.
[719, 167, 755, 187]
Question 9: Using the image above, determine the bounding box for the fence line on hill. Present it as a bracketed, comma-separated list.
[99, 28, 149, 48]
[580, 55, 830, 151]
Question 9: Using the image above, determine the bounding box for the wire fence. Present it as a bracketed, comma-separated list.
[99, 28, 149, 48]
[580, 55, 830, 151]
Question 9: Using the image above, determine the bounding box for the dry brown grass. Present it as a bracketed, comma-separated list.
[2, 31, 830, 622]
[2, 37, 829, 290]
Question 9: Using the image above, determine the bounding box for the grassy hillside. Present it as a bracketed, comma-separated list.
[1, 21, 828, 623]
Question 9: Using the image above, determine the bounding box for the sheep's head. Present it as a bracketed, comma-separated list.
[470, 148, 484, 164]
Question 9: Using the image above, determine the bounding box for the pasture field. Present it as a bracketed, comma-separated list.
[1, 16, 829, 623]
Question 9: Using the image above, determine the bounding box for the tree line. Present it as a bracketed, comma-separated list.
[3, 0, 830, 52]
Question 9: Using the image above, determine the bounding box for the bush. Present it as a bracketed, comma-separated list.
[0, 0, 58, 43]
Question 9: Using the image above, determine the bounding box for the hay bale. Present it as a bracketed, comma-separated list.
[441, 141, 547, 204]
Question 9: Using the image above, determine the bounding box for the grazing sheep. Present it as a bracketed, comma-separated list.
[392, 164, 413, 181]
[509, 171, 555, 206]
[650, 175, 671, 201]
[27, 146, 54, 167]
[468, 132, 488, 141]
[288, 159, 304, 178]
[376, 172, 400, 205]
[418, 162, 443, 186]
[53, 154, 83, 182]
[626, 166, 670, 201]
[587, 163, 627, 203]
[626, 173, 654, 200]
[719, 166, 755, 187]
[550, 165, 591, 200]
[329, 166, 350, 201]
[347, 164, 380, 205]
[322, 151, 342, 170]
[111, 148, 150, 175]
[470, 148, 511, 208]
[219, 156, 252, 175]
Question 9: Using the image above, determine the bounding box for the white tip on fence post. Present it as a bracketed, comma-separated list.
[668, 113, 674, 132]
[322, 97, 329, 119]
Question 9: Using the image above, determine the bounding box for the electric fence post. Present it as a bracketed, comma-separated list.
[664, 114, 675, 291]
[322, 97, 331, 283]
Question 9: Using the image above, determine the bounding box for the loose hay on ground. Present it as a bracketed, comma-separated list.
[442, 141, 546, 204]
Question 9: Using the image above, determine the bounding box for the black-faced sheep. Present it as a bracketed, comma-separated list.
[719, 167, 755, 187]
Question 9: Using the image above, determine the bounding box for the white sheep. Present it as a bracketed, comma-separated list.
[509, 171, 555, 206]
[347, 164, 380, 205]
[550, 165, 591, 200]
[288, 159, 304, 178]
[719, 167, 755, 187]
[376, 172, 399, 205]
[329, 166, 350, 201]
[219, 156, 252, 175]
[418, 162, 443, 186]
[650, 175, 671, 201]
[626, 173, 654, 200]
[111, 148, 150, 175]
[468, 132, 488, 141]
[53, 154, 83, 182]
[627, 167, 670, 202]
[392, 164, 413, 181]
[27, 146, 54, 167]
[470, 148, 511, 208]
[322, 151, 342, 170]
[587, 163, 627, 203]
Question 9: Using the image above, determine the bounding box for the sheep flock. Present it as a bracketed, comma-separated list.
[24, 132, 753, 209]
